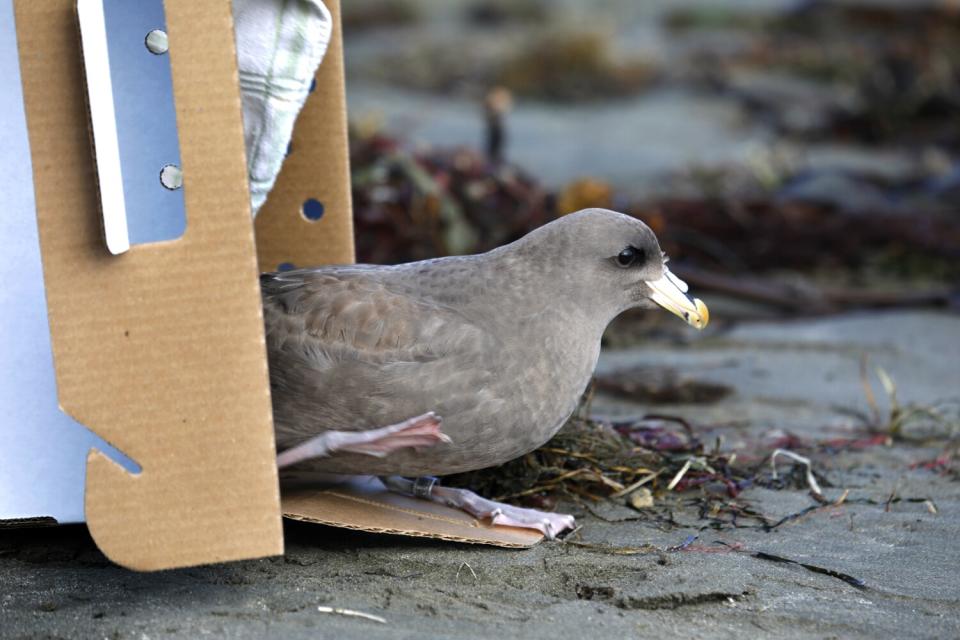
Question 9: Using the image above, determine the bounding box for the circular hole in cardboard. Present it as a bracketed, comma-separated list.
[145, 29, 169, 55]
[301, 198, 325, 221]
[160, 164, 183, 190]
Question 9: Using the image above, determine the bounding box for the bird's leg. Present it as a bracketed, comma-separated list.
[276, 413, 449, 469]
[380, 476, 576, 540]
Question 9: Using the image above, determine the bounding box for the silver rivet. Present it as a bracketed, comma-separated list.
[160, 164, 183, 190]
[145, 29, 169, 55]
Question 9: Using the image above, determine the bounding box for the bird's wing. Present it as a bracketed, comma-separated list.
[262, 267, 500, 448]
[262, 266, 490, 366]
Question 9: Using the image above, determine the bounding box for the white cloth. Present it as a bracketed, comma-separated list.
[232, 0, 332, 215]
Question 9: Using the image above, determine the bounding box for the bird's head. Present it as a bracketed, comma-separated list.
[516, 208, 709, 329]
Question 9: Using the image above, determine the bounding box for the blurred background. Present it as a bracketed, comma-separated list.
[341, 0, 959, 342]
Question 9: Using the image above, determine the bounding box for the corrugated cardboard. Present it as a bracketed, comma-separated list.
[283, 478, 543, 548]
[14, 0, 282, 570]
[8, 0, 541, 571]
[254, 0, 354, 270]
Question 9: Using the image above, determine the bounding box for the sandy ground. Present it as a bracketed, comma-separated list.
[2, 310, 959, 639]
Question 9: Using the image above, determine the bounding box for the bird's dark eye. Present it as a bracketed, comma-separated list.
[616, 246, 644, 267]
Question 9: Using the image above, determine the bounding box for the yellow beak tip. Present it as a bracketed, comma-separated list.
[693, 298, 709, 330]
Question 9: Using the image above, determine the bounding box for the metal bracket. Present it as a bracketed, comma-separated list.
[77, 0, 186, 255]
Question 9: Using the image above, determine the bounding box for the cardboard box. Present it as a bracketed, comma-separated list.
[1, 0, 540, 571]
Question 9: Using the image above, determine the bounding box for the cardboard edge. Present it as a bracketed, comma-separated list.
[282, 513, 538, 549]
[84, 450, 155, 571]
[281, 484, 545, 549]
[86, 450, 283, 571]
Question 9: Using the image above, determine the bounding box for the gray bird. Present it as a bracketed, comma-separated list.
[263, 208, 708, 537]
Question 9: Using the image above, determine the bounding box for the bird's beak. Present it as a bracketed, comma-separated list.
[645, 267, 709, 330]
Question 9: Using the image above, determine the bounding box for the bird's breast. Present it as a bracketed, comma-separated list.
[477, 317, 602, 455]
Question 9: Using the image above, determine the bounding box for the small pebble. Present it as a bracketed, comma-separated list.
[628, 487, 654, 510]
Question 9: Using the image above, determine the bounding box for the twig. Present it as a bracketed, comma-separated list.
[456, 562, 479, 586]
[596, 473, 627, 493]
[884, 480, 900, 513]
[611, 470, 663, 498]
[316, 606, 387, 624]
[667, 459, 693, 491]
[770, 449, 824, 498]
[833, 489, 850, 507]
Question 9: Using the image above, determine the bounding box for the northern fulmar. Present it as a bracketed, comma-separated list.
[263, 208, 708, 538]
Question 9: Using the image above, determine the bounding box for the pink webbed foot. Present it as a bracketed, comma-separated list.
[433, 485, 576, 540]
[277, 412, 449, 469]
[381, 477, 576, 540]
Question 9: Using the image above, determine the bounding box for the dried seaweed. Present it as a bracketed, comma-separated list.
[750, 551, 867, 590]
[444, 387, 948, 537]
[446, 361, 956, 526]
[350, 129, 960, 311]
[350, 130, 550, 265]
[444, 413, 813, 532]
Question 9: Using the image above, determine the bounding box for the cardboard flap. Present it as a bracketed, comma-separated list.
[283, 479, 543, 548]
[255, 0, 354, 271]
[14, 0, 282, 570]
